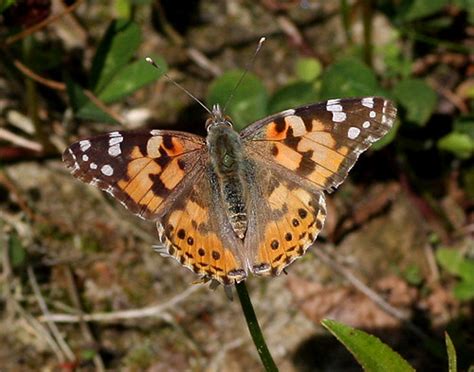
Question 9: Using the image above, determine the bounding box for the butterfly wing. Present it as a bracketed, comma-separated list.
[241, 97, 397, 192]
[156, 166, 247, 285]
[241, 97, 396, 275]
[63, 130, 206, 220]
[244, 162, 327, 276]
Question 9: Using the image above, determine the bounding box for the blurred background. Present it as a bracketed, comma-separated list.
[0, 0, 473, 370]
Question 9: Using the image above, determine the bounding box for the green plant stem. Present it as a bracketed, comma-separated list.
[235, 282, 278, 372]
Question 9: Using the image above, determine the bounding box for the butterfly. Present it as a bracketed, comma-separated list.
[63, 97, 396, 286]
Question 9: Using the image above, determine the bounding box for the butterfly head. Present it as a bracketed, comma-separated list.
[206, 104, 233, 132]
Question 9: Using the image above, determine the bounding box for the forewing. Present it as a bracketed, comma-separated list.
[63, 130, 206, 220]
[156, 167, 248, 285]
[241, 97, 397, 192]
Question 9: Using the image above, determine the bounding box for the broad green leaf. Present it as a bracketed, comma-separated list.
[98, 56, 167, 103]
[400, 0, 449, 21]
[453, 0, 474, 24]
[207, 70, 268, 131]
[268, 82, 319, 114]
[0, 0, 15, 13]
[453, 281, 474, 300]
[8, 233, 26, 268]
[66, 75, 118, 124]
[295, 57, 322, 82]
[90, 20, 141, 93]
[392, 78, 437, 126]
[320, 58, 382, 99]
[445, 333, 457, 372]
[322, 319, 415, 372]
[453, 116, 474, 139]
[436, 248, 474, 281]
[437, 132, 473, 159]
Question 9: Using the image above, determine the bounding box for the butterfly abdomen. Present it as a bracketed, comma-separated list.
[207, 124, 248, 239]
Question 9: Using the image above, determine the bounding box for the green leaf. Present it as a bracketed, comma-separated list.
[453, 116, 474, 139]
[453, 281, 474, 301]
[0, 0, 15, 13]
[295, 57, 322, 82]
[392, 78, 437, 126]
[322, 319, 415, 372]
[65, 75, 119, 124]
[445, 333, 457, 372]
[402, 264, 423, 286]
[436, 248, 474, 281]
[90, 20, 141, 93]
[453, 0, 474, 24]
[268, 82, 319, 114]
[207, 70, 268, 131]
[400, 0, 449, 21]
[437, 132, 474, 159]
[320, 58, 382, 99]
[98, 56, 167, 103]
[8, 233, 26, 268]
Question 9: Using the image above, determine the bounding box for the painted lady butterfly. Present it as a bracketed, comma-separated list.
[63, 97, 396, 285]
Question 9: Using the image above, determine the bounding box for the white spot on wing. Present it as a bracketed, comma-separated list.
[101, 164, 114, 176]
[79, 140, 91, 152]
[370, 111, 376, 118]
[348, 127, 361, 139]
[363, 121, 370, 128]
[109, 131, 121, 137]
[332, 112, 346, 122]
[90, 162, 98, 169]
[362, 97, 374, 109]
[82, 154, 89, 162]
[108, 144, 121, 156]
[327, 98, 340, 106]
[280, 108, 296, 116]
[327, 104, 343, 112]
[109, 136, 123, 146]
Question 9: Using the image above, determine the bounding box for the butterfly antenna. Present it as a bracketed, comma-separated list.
[222, 37, 266, 113]
[145, 57, 213, 116]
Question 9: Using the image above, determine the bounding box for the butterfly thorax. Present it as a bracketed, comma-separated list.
[207, 113, 248, 240]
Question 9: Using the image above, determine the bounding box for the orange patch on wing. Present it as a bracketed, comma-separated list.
[266, 121, 288, 140]
[160, 158, 185, 189]
[164, 137, 185, 156]
[184, 199, 208, 225]
[268, 183, 289, 210]
[256, 188, 324, 276]
[273, 143, 302, 170]
[311, 119, 326, 131]
[146, 191, 164, 213]
[297, 139, 346, 173]
[122, 157, 153, 181]
[305, 132, 336, 148]
[117, 159, 158, 201]
[131, 146, 145, 159]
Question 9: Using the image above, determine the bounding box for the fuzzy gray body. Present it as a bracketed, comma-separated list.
[207, 121, 248, 239]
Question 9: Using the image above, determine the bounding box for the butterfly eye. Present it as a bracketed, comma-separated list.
[224, 115, 233, 127]
[205, 118, 214, 132]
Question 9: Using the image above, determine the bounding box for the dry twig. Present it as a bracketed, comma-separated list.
[314, 245, 431, 341]
[27, 266, 76, 362]
[40, 284, 201, 323]
[5, 0, 85, 45]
